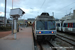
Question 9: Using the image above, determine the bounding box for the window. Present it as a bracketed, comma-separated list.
[57, 23, 60, 27]
[73, 23, 75, 28]
[36, 21, 55, 30]
[68, 23, 69, 27]
[68, 23, 74, 28]
[64, 23, 68, 27]
[70, 23, 73, 27]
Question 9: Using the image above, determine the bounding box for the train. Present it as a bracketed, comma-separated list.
[32, 12, 57, 41]
[56, 19, 75, 34]
[27, 21, 32, 26]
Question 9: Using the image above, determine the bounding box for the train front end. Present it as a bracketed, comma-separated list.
[34, 13, 57, 41]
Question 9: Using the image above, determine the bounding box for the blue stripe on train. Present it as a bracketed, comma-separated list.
[36, 31, 55, 34]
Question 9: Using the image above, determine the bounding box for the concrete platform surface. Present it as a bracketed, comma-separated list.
[0, 27, 34, 50]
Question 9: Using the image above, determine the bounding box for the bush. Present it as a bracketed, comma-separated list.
[0, 26, 11, 31]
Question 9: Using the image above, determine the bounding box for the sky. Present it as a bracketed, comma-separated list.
[0, 0, 75, 20]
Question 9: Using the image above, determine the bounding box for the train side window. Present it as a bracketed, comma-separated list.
[64, 23, 67, 27]
[57, 23, 60, 27]
[66, 23, 68, 27]
[68, 23, 71, 27]
[63, 23, 65, 27]
[71, 23, 73, 28]
[68, 23, 69, 27]
[73, 23, 75, 28]
[64, 23, 66, 27]
[74, 23, 75, 28]
[69, 23, 72, 28]
[70, 23, 71, 27]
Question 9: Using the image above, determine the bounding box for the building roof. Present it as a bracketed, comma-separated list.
[0, 16, 4, 18]
[61, 13, 73, 20]
[27, 18, 35, 20]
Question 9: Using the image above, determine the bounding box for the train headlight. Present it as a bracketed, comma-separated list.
[39, 32, 41, 34]
[52, 31, 54, 33]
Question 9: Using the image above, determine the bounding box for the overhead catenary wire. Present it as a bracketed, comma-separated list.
[59, 1, 75, 11]
[40, 0, 46, 9]
[38, 0, 46, 14]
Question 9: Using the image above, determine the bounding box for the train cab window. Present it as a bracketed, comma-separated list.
[36, 21, 45, 30]
[48, 21, 55, 30]
[64, 23, 68, 27]
[73, 23, 75, 28]
[57, 23, 60, 27]
[36, 21, 55, 30]
[64, 23, 66, 27]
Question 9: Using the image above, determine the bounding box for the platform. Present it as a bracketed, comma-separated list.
[0, 27, 34, 50]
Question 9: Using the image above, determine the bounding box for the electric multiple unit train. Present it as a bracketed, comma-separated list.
[27, 21, 32, 26]
[32, 12, 57, 41]
[56, 19, 75, 34]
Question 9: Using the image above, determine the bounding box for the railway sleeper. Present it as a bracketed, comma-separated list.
[37, 35, 56, 42]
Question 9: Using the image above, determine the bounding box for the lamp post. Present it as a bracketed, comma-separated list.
[12, 0, 13, 9]
[52, 12, 54, 17]
[4, 0, 7, 27]
[70, 8, 72, 14]
[11, 0, 14, 34]
[10, 8, 25, 39]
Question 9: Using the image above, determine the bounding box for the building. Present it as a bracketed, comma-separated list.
[27, 18, 35, 24]
[61, 10, 75, 20]
[61, 13, 73, 20]
[18, 19, 27, 24]
[73, 10, 75, 19]
[7, 19, 27, 26]
[7, 19, 12, 24]
[0, 16, 7, 26]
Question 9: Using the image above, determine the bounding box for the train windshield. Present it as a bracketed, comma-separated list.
[36, 21, 55, 30]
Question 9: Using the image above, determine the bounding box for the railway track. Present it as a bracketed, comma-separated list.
[56, 33, 75, 46]
[33, 31, 54, 50]
[34, 40, 57, 50]
[33, 34, 74, 50]
[33, 32, 75, 50]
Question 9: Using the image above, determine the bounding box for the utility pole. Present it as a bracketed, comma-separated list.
[12, 0, 13, 9]
[4, 0, 7, 27]
[70, 8, 72, 14]
[11, 0, 14, 34]
[52, 12, 54, 17]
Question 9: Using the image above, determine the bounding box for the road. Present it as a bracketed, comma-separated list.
[0, 27, 34, 50]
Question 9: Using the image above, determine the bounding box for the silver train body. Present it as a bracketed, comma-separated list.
[32, 13, 57, 41]
[56, 21, 62, 31]
[56, 19, 75, 33]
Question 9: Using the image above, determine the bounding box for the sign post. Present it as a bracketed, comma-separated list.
[10, 8, 25, 39]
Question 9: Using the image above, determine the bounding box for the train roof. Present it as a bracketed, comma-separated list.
[63, 19, 75, 23]
[55, 21, 62, 23]
[36, 16, 55, 20]
[35, 12, 55, 20]
[36, 15, 54, 18]
[41, 12, 49, 16]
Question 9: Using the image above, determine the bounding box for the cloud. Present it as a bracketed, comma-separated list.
[0, 0, 75, 19]
[0, 3, 4, 7]
[0, 12, 4, 16]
